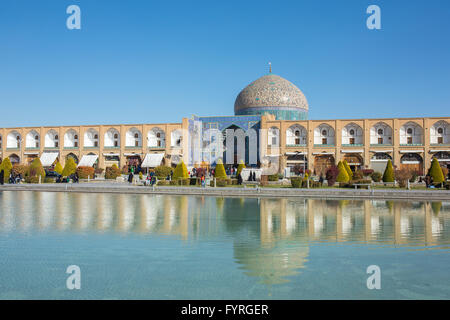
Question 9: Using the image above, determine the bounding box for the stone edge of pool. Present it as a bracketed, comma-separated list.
[1, 183, 450, 201]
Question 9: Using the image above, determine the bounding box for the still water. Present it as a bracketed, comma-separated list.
[0, 191, 449, 299]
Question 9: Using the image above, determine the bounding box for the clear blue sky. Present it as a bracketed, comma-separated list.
[0, 0, 449, 128]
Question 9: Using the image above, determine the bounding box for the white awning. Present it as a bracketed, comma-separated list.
[78, 155, 98, 167]
[124, 153, 142, 156]
[430, 150, 450, 153]
[141, 153, 164, 168]
[40, 152, 59, 167]
[341, 149, 364, 153]
[400, 150, 424, 153]
[312, 152, 335, 155]
[103, 153, 120, 156]
[24, 152, 39, 155]
[370, 150, 393, 153]
[285, 152, 307, 156]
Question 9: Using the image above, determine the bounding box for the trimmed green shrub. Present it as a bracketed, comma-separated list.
[29, 158, 46, 180]
[139, 172, 143, 180]
[157, 180, 170, 186]
[429, 158, 445, 184]
[382, 159, 395, 183]
[62, 158, 77, 177]
[25, 176, 40, 184]
[371, 171, 382, 182]
[353, 170, 364, 180]
[214, 160, 227, 179]
[236, 161, 246, 176]
[291, 177, 302, 188]
[268, 174, 279, 181]
[216, 179, 227, 187]
[336, 161, 350, 183]
[54, 161, 63, 175]
[173, 161, 188, 180]
[155, 165, 172, 179]
[105, 165, 121, 179]
[12, 164, 28, 176]
[77, 166, 95, 179]
[343, 160, 353, 180]
[44, 177, 55, 183]
[0, 157, 13, 183]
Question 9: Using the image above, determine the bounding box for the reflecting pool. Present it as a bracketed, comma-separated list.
[0, 191, 449, 299]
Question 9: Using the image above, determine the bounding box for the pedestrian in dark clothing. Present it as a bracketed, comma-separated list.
[0, 169, 4, 185]
[252, 171, 256, 181]
[319, 175, 324, 185]
[237, 173, 243, 185]
[128, 172, 133, 183]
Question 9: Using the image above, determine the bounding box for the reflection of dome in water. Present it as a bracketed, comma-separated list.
[233, 242, 309, 285]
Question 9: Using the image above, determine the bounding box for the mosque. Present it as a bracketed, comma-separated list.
[1, 67, 449, 176]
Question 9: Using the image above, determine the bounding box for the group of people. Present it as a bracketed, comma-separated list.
[0, 170, 22, 185]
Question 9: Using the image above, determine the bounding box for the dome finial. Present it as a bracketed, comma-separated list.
[268, 62, 272, 74]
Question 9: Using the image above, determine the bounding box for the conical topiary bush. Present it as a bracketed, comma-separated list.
[214, 159, 227, 179]
[173, 160, 188, 179]
[383, 159, 395, 183]
[343, 160, 353, 180]
[29, 158, 46, 179]
[0, 157, 12, 183]
[336, 161, 350, 183]
[54, 161, 63, 175]
[62, 158, 77, 177]
[429, 158, 445, 184]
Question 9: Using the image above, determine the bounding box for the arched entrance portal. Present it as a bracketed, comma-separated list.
[126, 155, 141, 172]
[9, 154, 20, 165]
[314, 154, 335, 176]
[342, 153, 364, 172]
[66, 153, 79, 164]
[286, 153, 308, 175]
[370, 152, 392, 173]
[400, 153, 423, 174]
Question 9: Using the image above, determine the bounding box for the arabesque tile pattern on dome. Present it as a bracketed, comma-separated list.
[234, 74, 309, 120]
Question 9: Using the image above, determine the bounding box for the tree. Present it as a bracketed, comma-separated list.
[214, 159, 227, 179]
[343, 160, 353, 180]
[325, 166, 339, 186]
[336, 161, 350, 183]
[383, 159, 395, 183]
[62, 158, 77, 176]
[236, 160, 246, 176]
[155, 165, 172, 179]
[54, 161, 63, 175]
[173, 160, 188, 179]
[0, 157, 12, 183]
[429, 158, 445, 184]
[29, 158, 46, 179]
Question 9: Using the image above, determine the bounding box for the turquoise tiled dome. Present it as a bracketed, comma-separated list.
[234, 74, 308, 120]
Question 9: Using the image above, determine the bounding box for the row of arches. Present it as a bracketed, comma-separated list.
[0, 127, 183, 149]
[268, 120, 450, 146]
[292, 151, 450, 176]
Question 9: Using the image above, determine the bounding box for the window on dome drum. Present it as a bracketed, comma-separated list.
[349, 138, 355, 145]
[322, 138, 327, 145]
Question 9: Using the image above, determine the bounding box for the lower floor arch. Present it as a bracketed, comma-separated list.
[286, 153, 308, 175]
[66, 153, 79, 164]
[9, 154, 20, 165]
[400, 153, 423, 174]
[125, 154, 142, 172]
[313, 154, 335, 176]
[370, 152, 392, 173]
[342, 153, 364, 172]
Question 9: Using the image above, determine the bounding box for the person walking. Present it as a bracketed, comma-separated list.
[0, 169, 4, 185]
[237, 173, 243, 185]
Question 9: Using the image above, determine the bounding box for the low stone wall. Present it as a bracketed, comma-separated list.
[1, 183, 450, 201]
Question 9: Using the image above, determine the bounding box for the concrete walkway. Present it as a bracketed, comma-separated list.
[1, 182, 450, 200]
